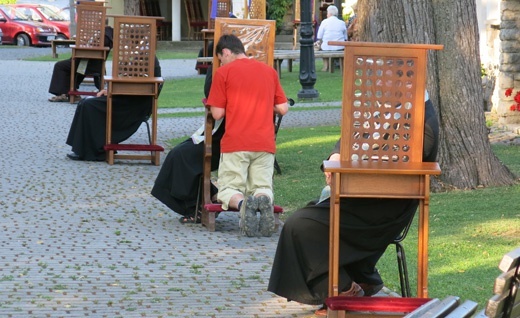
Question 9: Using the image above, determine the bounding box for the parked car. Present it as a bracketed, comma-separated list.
[57, 6, 72, 22]
[0, 27, 3, 45]
[9, 3, 70, 39]
[0, 5, 58, 46]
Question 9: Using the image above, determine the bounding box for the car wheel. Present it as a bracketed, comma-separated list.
[16, 34, 30, 46]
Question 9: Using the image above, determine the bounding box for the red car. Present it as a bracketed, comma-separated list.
[10, 4, 70, 39]
[0, 5, 58, 46]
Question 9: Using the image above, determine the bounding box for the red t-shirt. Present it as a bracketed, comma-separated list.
[207, 58, 287, 153]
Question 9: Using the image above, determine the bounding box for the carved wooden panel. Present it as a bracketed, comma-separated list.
[212, 17, 276, 73]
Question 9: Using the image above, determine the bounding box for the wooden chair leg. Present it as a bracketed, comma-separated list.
[152, 151, 160, 166]
[201, 209, 216, 232]
[327, 308, 345, 318]
[107, 150, 114, 165]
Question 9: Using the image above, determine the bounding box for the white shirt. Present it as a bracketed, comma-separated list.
[317, 16, 347, 51]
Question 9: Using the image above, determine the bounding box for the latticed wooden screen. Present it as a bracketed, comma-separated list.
[212, 18, 275, 72]
[111, 16, 158, 78]
[75, 4, 107, 47]
[338, 43, 439, 164]
[208, 0, 232, 29]
[246, 0, 266, 19]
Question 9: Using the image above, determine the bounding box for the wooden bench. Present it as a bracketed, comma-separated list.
[474, 247, 520, 318]
[51, 39, 76, 58]
[196, 49, 345, 78]
[325, 246, 520, 318]
[274, 50, 345, 77]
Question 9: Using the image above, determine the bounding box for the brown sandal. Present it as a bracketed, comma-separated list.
[48, 94, 69, 102]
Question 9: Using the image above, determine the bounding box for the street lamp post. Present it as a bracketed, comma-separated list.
[297, 0, 319, 99]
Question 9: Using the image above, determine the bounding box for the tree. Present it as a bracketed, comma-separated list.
[124, 0, 140, 15]
[356, 0, 517, 190]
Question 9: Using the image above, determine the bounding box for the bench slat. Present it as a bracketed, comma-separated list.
[403, 298, 441, 318]
[444, 300, 478, 318]
[494, 267, 516, 294]
[417, 295, 460, 318]
[472, 308, 488, 318]
[486, 293, 507, 317]
[498, 248, 520, 272]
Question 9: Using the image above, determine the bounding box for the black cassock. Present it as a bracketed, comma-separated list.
[66, 94, 154, 161]
[268, 100, 439, 305]
[151, 122, 224, 217]
[151, 66, 223, 217]
[66, 59, 161, 161]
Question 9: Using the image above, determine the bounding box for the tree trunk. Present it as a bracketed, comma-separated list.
[357, 0, 516, 190]
[124, 0, 140, 15]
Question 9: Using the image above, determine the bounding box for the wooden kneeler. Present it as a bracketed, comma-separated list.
[200, 18, 283, 232]
[103, 15, 164, 165]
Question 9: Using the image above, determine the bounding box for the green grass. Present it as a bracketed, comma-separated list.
[18, 48, 343, 107]
[166, 125, 519, 308]
[158, 61, 344, 108]
[21, 49, 198, 62]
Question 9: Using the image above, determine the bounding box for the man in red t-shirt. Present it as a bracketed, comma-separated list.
[207, 34, 288, 237]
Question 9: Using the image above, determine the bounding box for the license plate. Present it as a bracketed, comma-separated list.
[47, 36, 56, 41]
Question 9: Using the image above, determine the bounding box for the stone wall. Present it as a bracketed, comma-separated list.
[498, 0, 520, 124]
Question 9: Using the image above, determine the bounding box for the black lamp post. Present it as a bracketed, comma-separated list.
[297, 0, 319, 99]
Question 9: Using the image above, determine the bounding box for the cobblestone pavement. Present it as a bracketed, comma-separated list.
[0, 46, 517, 318]
[0, 47, 338, 318]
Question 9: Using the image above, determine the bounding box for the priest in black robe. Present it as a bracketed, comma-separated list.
[268, 98, 439, 310]
[65, 58, 162, 161]
[151, 66, 225, 223]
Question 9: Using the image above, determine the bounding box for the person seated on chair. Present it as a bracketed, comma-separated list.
[65, 57, 162, 161]
[267, 93, 439, 316]
[48, 25, 114, 103]
[151, 65, 224, 224]
[315, 5, 347, 72]
[206, 34, 289, 237]
[195, 41, 213, 75]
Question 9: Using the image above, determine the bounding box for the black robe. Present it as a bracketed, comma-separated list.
[267, 100, 439, 305]
[151, 66, 223, 217]
[65, 59, 161, 161]
[150, 122, 224, 216]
